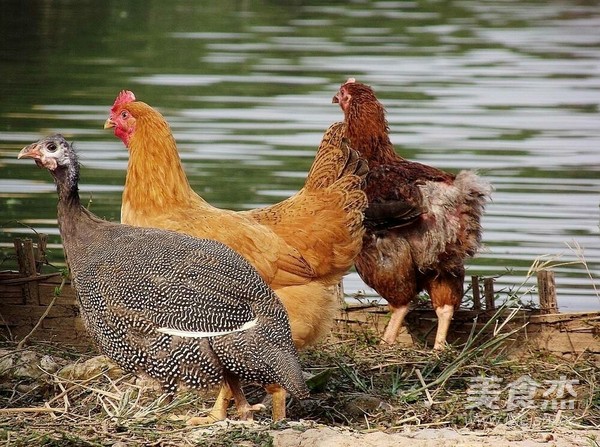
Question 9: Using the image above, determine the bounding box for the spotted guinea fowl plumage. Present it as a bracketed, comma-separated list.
[17, 134, 309, 419]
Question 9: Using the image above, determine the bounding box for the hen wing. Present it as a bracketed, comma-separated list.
[246, 123, 367, 279]
[364, 160, 454, 231]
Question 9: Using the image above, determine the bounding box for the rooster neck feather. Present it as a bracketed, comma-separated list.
[123, 106, 205, 215]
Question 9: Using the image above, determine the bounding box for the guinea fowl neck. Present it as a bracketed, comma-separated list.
[54, 163, 81, 209]
[53, 163, 91, 256]
[124, 113, 200, 211]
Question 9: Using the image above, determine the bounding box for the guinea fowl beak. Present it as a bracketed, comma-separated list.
[17, 143, 41, 160]
[104, 118, 115, 129]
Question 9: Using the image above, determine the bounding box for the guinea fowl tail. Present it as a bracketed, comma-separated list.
[274, 348, 310, 399]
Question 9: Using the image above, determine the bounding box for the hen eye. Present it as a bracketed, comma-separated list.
[47, 142, 57, 153]
[121, 111, 128, 119]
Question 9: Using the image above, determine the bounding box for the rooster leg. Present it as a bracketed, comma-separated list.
[186, 383, 232, 425]
[381, 304, 410, 344]
[226, 373, 265, 421]
[433, 304, 455, 350]
[265, 384, 287, 420]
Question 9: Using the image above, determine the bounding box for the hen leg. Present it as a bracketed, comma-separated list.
[186, 384, 232, 425]
[265, 384, 287, 420]
[225, 372, 265, 421]
[381, 304, 411, 344]
[433, 304, 454, 350]
[427, 271, 464, 350]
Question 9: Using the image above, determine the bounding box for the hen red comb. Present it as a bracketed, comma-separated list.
[344, 78, 356, 85]
[111, 90, 136, 112]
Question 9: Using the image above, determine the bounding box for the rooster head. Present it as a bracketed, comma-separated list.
[104, 90, 137, 147]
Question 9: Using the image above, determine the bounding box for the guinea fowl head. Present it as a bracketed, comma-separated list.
[18, 135, 81, 202]
[18, 135, 75, 173]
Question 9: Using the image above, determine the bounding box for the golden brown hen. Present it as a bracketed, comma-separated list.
[105, 91, 367, 421]
[333, 79, 491, 350]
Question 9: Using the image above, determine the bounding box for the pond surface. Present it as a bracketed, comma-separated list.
[1, 0, 599, 311]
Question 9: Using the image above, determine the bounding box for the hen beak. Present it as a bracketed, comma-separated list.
[18, 143, 41, 160]
[332, 93, 340, 104]
[104, 118, 115, 130]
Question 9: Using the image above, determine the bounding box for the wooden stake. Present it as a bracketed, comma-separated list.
[537, 270, 558, 314]
[13, 238, 40, 304]
[471, 276, 481, 311]
[484, 277, 495, 310]
[34, 233, 48, 273]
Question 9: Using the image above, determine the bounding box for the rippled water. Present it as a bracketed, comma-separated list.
[1, 0, 599, 311]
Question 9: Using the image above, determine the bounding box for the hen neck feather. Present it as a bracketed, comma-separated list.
[124, 114, 203, 211]
[346, 101, 401, 165]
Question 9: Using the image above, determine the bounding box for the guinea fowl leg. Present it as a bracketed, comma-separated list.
[225, 372, 266, 421]
[381, 304, 410, 344]
[186, 384, 233, 425]
[265, 384, 287, 420]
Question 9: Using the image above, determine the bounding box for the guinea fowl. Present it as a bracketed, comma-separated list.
[104, 91, 368, 422]
[17, 135, 309, 421]
[333, 79, 492, 350]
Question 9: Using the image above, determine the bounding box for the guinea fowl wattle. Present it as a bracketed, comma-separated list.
[17, 135, 309, 421]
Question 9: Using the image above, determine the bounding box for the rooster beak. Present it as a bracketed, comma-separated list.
[18, 143, 41, 160]
[104, 118, 115, 130]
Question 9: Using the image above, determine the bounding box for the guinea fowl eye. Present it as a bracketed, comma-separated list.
[46, 142, 57, 153]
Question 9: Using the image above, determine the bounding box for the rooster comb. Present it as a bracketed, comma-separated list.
[111, 90, 136, 111]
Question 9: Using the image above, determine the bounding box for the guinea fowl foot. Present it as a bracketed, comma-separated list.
[186, 384, 233, 425]
[237, 403, 266, 421]
[186, 413, 224, 426]
[186, 403, 265, 424]
[225, 372, 266, 421]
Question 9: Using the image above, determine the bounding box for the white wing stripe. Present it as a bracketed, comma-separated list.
[156, 318, 257, 338]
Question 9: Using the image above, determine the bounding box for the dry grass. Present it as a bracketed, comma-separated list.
[0, 304, 598, 446]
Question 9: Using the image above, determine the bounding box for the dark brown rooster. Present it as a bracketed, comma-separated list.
[333, 79, 491, 349]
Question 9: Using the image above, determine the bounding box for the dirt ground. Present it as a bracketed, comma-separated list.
[269, 424, 600, 447]
[181, 420, 600, 447]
